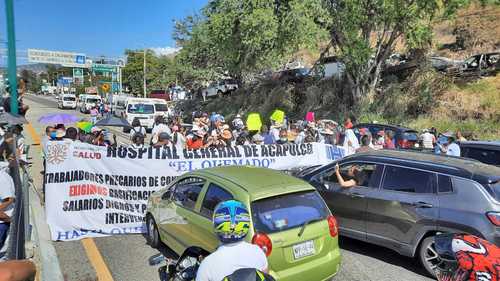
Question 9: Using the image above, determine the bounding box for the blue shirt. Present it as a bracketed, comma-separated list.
[446, 142, 461, 157]
[262, 133, 275, 144]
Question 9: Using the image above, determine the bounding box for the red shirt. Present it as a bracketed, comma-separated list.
[187, 138, 203, 150]
[384, 138, 395, 149]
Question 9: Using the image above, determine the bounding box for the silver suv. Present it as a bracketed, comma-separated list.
[301, 150, 500, 277]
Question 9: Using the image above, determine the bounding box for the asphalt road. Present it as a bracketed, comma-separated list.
[24, 94, 433, 281]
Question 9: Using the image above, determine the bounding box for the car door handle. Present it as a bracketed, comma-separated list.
[350, 193, 365, 198]
[413, 201, 433, 208]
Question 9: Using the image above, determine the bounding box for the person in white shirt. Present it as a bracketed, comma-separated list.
[196, 200, 268, 281]
[421, 129, 435, 149]
[0, 161, 15, 250]
[151, 116, 171, 144]
[438, 135, 461, 157]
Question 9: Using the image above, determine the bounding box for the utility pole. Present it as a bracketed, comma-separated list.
[5, 0, 18, 114]
[143, 49, 147, 98]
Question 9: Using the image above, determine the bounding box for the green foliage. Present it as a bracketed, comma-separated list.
[122, 50, 178, 96]
[174, 0, 329, 82]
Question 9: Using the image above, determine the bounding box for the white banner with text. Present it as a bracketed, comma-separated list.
[45, 141, 344, 241]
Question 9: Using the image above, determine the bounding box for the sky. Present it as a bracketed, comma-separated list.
[0, 0, 207, 64]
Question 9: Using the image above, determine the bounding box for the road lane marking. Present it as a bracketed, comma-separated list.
[81, 238, 115, 281]
[25, 123, 41, 145]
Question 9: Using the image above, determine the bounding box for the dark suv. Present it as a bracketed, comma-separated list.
[300, 150, 500, 277]
[353, 123, 419, 149]
[459, 141, 500, 167]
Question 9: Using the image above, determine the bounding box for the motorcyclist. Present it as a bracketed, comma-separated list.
[434, 233, 500, 281]
[195, 200, 269, 281]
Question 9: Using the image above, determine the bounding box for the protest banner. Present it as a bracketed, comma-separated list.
[44, 141, 345, 241]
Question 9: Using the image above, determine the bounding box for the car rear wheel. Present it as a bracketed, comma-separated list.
[419, 236, 445, 278]
[146, 215, 160, 248]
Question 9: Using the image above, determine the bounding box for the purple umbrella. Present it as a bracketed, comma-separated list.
[38, 113, 80, 124]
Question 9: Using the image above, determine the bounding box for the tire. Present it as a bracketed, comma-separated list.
[418, 236, 442, 278]
[146, 215, 160, 248]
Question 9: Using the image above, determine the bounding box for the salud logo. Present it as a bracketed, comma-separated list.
[46, 143, 70, 164]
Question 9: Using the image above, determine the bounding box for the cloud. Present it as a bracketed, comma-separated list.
[150, 46, 181, 56]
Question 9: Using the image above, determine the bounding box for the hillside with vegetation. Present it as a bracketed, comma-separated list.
[175, 0, 499, 140]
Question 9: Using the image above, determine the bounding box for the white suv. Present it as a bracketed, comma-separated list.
[202, 79, 238, 98]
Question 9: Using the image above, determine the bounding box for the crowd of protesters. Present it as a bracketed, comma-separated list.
[0, 80, 37, 280]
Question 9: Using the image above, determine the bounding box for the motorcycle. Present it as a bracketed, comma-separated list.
[434, 233, 500, 281]
[149, 247, 209, 281]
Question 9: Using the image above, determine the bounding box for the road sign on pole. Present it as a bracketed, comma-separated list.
[28, 49, 89, 68]
[73, 68, 84, 85]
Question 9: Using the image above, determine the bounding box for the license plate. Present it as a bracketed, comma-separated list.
[293, 240, 315, 260]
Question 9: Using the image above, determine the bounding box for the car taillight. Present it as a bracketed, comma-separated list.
[487, 212, 500, 226]
[327, 215, 338, 237]
[252, 232, 272, 257]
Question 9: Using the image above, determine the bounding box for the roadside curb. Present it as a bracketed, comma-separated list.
[30, 184, 64, 281]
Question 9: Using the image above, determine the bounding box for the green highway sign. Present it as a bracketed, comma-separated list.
[92, 63, 117, 73]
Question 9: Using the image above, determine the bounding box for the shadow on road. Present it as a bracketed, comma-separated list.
[338, 236, 431, 278]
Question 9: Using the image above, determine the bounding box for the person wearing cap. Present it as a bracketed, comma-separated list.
[437, 133, 461, 157]
[421, 129, 435, 149]
[153, 132, 172, 148]
[187, 130, 205, 150]
[320, 128, 336, 145]
[232, 114, 244, 131]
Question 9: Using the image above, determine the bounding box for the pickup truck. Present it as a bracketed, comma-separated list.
[202, 79, 239, 98]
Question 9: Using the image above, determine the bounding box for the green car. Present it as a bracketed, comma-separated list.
[146, 166, 341, 281]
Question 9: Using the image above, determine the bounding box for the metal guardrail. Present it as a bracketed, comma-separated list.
[5, 141, 64, 280]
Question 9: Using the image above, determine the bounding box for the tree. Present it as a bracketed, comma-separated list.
[121, 50, 179, 96]
[322, 0, 467, 100]
[174, 0, 329, 83]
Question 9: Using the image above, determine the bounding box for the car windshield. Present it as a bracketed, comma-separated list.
[128, 104, 154, 114]
[86, 98, 99, 103]
[63, 97, 75, 101]
[251, 191, 329, 234]
[155, 104, 168, 112]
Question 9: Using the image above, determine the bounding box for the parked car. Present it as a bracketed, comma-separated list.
[430, 56, 463, 72]
[202, 79, 239, 98]
[272, 68, 311, 83]
[300, 150, 500, 277]
[460, 141, 500, 167]
[146, 166, 341, 281]
[353, 123, 419, 149]
[449, 52, 500, 77]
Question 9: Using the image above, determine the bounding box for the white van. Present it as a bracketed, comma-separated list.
[58, 94, 77, 109]
[151, 98, 170, 119]
[120, 98, 156, 131]
[79, 95, 102, 113]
